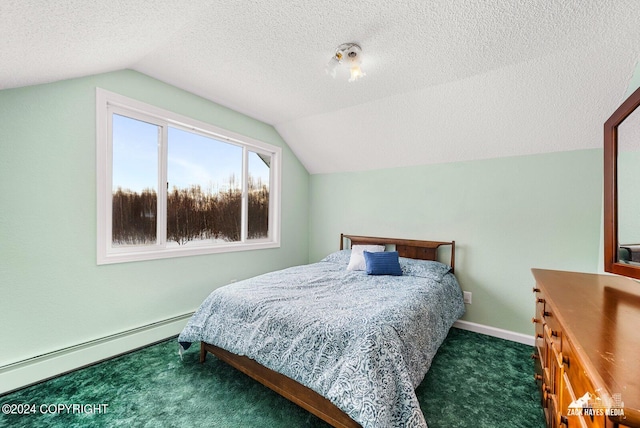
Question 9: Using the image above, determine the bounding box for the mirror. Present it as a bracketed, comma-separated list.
[617, 105, 640, 262]
[604, 86, 640, 279]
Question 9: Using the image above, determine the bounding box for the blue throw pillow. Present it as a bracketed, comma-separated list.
[363, 251, 403, 276]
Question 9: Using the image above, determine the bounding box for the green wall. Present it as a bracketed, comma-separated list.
[308, 150, 603, 335]
[0, 70, 310, 367]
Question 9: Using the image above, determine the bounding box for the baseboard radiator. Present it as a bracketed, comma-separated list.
[0, 312, 194, 395]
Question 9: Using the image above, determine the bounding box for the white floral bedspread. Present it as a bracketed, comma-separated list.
[178, 250, 465, 428]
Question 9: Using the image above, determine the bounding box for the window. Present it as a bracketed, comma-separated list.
[96, 89, 281, 264]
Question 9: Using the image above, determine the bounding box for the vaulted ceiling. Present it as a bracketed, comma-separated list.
[2, 1, 640, 173]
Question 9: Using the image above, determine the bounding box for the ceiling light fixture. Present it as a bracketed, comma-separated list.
[326, 43, 365, 82]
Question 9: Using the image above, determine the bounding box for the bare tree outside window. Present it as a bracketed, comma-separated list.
[111, 119, 270, 247]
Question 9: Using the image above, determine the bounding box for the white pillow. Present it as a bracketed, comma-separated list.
[347, 245, 385, 271]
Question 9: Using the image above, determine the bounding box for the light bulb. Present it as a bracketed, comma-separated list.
[349, 65, 365, 82]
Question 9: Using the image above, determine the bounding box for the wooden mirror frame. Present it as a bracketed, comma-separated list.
[604, 86, 640, 280]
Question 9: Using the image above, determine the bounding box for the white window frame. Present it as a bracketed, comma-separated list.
[96, 88, 281, 265]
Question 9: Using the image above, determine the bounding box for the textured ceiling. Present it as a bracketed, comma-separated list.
[2, 0, 640, 173]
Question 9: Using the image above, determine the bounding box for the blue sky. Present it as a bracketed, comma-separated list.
[112, 114, 269, 194]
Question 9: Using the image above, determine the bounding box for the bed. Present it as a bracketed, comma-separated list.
[178, 234, 465, 428]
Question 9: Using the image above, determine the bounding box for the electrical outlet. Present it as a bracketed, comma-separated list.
[463, 291, 472, 304]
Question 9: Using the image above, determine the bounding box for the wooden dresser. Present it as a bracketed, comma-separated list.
[532, 269, 640, 428]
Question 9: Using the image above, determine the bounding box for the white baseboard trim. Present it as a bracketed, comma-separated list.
[453, 320, 535, 347]
[0, 313, 194, 396]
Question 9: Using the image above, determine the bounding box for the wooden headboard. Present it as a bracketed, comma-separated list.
[340, 233, 455, 273]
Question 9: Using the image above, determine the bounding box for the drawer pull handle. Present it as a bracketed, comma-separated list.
[532, 317, 540, 324]
[531, 353, 539, 360]
[551, 330, 559, 337]
[562, 355, 570, 366]
[537, 298, 545, 303]
[544, 311, 551, 317]
[536, 333, 543, 339]
[534, 374, 542, 381]
[532, 287, 540, 293]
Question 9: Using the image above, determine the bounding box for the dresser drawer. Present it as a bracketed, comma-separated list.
[542, 305, 563, 350]
[561, 339, 605, 428]
[560, 372, 588, 428]
[533, 287, 547, 350]
[546, 325, 563, 395]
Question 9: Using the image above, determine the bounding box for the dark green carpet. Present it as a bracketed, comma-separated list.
[0, 328, 544, 427]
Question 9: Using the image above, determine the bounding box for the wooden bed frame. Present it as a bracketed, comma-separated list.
[200, 234, 456, 428]
[338, 234, 455, 273]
